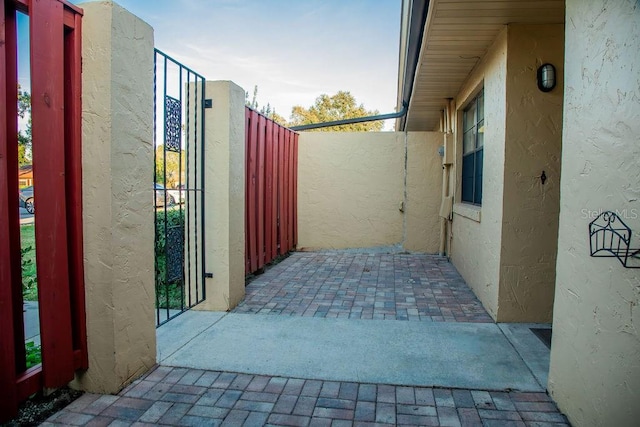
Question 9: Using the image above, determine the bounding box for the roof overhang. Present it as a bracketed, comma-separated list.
[396, 0, 565, 131]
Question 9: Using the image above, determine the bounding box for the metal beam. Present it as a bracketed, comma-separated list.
[290, 102, 409, 132]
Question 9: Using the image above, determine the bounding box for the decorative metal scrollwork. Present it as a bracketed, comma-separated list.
[166, 225, 185, 282]
[165, 96, 182, 152]
[589, 211, 639, 268]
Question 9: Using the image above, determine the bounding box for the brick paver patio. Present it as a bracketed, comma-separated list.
[44, 366, 569, 426]
[234, 251, 493, 323]
[40, 251, 568, 426]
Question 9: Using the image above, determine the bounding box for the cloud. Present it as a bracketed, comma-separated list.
[140, 0, 401, 129]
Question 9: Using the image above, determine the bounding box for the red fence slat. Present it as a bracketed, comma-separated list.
[1, 2, 84, 421]
[264, 120, 274, 262]
[271, 125, 279, 258]
[244, 109, 251, 274]
[64, 12, 87, 369]
[256, 115, 266, 269]
[30, 0, 75, 388]
[247, 110, 259, 272]
[244, 108, 298, 275]
[293, 133, 299, 247]
[283, 132, 288, 253]
[0, 2, 20, 418]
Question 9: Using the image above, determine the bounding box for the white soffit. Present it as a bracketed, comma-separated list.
[406, 0, 565, 131]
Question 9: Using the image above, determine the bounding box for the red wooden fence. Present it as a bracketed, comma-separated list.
[245, 107, 298, 275]
[1, 0, 86, 421]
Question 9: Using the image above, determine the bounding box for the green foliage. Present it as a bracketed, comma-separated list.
[21, 246, 38, 300]
[155, 208, 185, 309]
[18, 85, 32, 167]
[25, 341, 42, 369]
[245, 85, 287, 126]
[155, 145, 185, 188]
[265, 106, 288, 127]
[246, 85, 259, 110]
[20, 225, 38, 301]
[289, 91, 384, 132]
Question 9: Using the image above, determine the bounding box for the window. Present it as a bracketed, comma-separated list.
[461, 89, 484, 205]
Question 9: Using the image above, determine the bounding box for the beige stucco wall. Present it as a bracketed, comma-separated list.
[75, 1, 156, 393]
[451, 29, 508, 320]
[195, 81, 246, 311]
[450, 25, 565, 322]
[405, 132, 443, 252]
[548, 1, 640, 425]
[499, 24, 564, 322]
[297, 131, 441, 252]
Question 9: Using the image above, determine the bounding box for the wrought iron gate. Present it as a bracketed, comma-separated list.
[154, 49, 207, 326]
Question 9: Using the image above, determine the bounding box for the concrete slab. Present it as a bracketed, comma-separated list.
[156, 309, 183, 327]
[161, 312, 543, 392]
[23, 301, 40, 346]
[499, 323, 551, 390]
[156, 310, 227, 362]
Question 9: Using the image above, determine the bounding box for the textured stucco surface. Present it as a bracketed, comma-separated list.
[297, 132, 404, 249]
[548, 1, 640, 425]
[297, 132, 442, 252]
[499, 24, 564, 322]
[451, 25, 565, 322]
[75, 1, 156, 393]
[195, 81, 246, 311]
[451, 30, 508, 320]
[405, 132, 443, 252]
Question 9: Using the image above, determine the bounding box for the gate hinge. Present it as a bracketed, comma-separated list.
[204, 99, 213, 109]
[205, 272, 213, 278]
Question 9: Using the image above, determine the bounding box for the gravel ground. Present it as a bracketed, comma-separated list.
[1, 388, 83, 427]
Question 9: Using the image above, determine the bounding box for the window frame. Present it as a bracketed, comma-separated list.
[461, 89, 484, 205]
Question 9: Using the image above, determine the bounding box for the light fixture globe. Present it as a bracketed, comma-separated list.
[537, 63, 556, 92]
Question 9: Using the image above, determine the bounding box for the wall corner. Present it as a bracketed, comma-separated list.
[195, 81, 246, 311]
[74, 1, 156, 394]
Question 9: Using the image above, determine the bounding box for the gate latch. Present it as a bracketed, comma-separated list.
[204, 99, 213, 109]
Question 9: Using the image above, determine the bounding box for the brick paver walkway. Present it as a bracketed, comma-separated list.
[44, 366, 569, 426]
[234, 252, 493, 323]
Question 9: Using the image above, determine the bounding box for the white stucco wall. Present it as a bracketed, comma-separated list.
[297, 131, 442, 252]
[451, 30, 508, 320]
[548, 1, 640, 425]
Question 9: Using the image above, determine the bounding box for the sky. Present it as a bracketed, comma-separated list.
[65, 0, 403, 129]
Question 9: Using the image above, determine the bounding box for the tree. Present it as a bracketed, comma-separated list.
[245, 85, 287, 126]
[245, 85, 259, 110]
[289, 91, 384, 132]
[17, 85, 32, 166]
[155, 145, 186, 189]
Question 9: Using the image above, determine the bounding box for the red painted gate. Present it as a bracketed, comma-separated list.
[245, 108, 298, 275]
[1, 0, 86, 421]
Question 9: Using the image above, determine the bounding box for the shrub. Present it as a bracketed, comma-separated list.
[155, 208, 185, 310]
[25, 341, 41, 369]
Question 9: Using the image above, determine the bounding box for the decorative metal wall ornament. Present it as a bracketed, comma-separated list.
[165, 96, 182, 152]
[589, 211, 639, 268]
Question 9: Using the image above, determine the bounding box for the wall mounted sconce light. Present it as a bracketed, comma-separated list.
[537, 63, 556, 92]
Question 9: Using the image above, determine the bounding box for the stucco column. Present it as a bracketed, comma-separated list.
[73, 1, 156, 393]
[194, 81, 246, 311]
